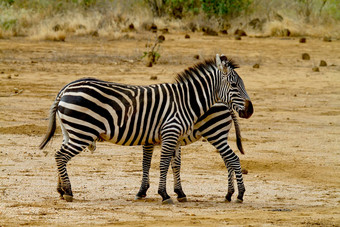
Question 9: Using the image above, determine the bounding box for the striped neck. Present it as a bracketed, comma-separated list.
[172, 59, 221, 123]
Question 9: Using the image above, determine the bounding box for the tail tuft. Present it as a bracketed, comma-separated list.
[231, 111, 245, 155]
[39, 100, 58, 149]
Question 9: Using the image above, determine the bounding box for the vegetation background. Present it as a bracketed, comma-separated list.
[0, 0, 339, 40]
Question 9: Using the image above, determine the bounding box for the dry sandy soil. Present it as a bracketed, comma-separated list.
[0, 32, 339, 226]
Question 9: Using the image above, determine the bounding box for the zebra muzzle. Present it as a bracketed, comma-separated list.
[239, 100, 253, 119]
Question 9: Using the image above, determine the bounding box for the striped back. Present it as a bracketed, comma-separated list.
[54, 59, 228, 146]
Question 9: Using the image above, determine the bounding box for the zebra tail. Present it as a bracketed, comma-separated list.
[39, 99, 59, 150]
[231, 111, 245, 155]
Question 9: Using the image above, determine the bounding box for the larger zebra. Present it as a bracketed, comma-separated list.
[39, 54, 253, 203]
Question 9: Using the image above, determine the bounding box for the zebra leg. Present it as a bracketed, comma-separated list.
[225, 162, 235, 202]
[233, 158, 246, 203]
[171, 146, 187, 202]
[55, 140, 86, 202]
[135, 144, 154, 200]
[219, 146, 245, 203]
[158, 132, 179, 204]
[57, 175, 64, 198]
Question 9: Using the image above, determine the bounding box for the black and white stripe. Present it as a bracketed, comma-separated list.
[39, 55, 253, 203]
[136, 103, 248, 203]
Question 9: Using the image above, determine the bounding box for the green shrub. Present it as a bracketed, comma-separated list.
[145, 0, 252, 19]
[165, 0, 201, 19]
[1, 19, 17, 30]
[201, 0, 252, 18]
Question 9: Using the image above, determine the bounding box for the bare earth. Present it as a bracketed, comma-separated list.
[0, 33, 339, 226]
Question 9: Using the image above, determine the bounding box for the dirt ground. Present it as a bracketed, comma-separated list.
[0, 33, 339, 226]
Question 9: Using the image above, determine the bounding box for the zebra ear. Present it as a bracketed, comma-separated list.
[216, 54, 229, 75]
[216, 54, 224, 72]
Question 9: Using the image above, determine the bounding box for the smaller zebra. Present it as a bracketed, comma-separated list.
[135, 102, 249, 203]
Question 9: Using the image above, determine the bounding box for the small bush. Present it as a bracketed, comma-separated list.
[201, 0, 252, 18]
[145, 0, 252, 19]
[142, 34, 162, 67]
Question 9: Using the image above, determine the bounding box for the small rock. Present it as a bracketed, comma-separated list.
[323, 36, 331, 42]
[150, 75, 157, 80]
[14, 74, 19, 77]
[193, 54, 200, 60]
[203, 27, 218, 36]
[188, 22, 197, 32]
[253, 63, 260, 68]
[158, 35, 165, 43]
[283, 28, 291, 36]
[302, 53, 310, 60]
[13, 88, 19, 93]
[128, 23, 135, 31]
[7, 75, 11, 79]
[1, 71, 4, 74]
[299, 37, 306, 43]
[235, 35, 241, 40]
[150, 23, 157, 33]
[241, 168, 248, 174]
[161, 28, 169, 34]
[319, 60, 327, 67]
[312, 66, 319, 72]
[234, 29, 247, 36]
[142, 22, 157, 32]
[185, 34, 190, 39]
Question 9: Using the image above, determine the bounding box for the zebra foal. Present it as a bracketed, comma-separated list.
[39, 54, 253, 203]
[136, 102, 250, 203]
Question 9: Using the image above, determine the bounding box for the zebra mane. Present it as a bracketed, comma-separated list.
[175, 56, 238, 83]
[175, 58, 215, 83]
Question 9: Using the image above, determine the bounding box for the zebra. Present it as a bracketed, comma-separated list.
[135, 102, 249, 203]
[39, 54, 253, 204]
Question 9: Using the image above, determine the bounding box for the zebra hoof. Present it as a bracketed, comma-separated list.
[177, 197, 188, 202]
[224, 198, 231, 203]
[236, 198, 243, 203]
[63, 194, 73, 202]
[162, 198, 174, 205]
[135, 195, 145, 201]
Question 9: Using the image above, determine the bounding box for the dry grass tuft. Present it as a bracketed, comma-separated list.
[263, 17, 340, 38]
[0, 0, 339, 40]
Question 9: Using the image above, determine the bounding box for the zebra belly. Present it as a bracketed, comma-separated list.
[101, 121, 162, 146]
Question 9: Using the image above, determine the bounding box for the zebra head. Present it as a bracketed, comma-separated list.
[216, 54, 254, 119]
